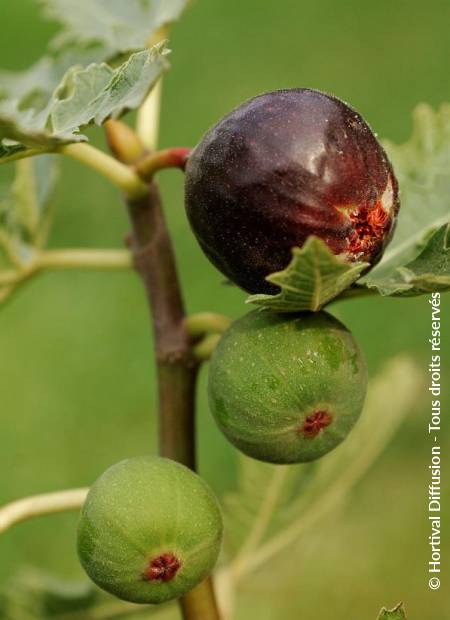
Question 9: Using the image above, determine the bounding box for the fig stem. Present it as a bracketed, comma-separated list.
[0, 249, 132, 287]
[184, 312, 231, 338]
[180, 578, 222, 620]
[105, 119, 147, 165]
[0, 146, 54, 165]
[38, 249, 132, 270]
[59, 143, 148, 200]
[0, 488, 88, 534]
[0, 269, 20, 286]
[135, 147, 191, 181]
[136, 26, 167, 151]
[136, 77, 163, 151]
[192, 333, 222, 361]
[120, 180, 221, 619]
[0, 230, 22, 267]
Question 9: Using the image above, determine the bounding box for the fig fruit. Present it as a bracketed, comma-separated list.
[77, 456, 223, 604]
[208, 310, 367, 463]
[185, 88, 399, 293]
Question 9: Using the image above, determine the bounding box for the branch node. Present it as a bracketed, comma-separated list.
[105, 120, 147, 165]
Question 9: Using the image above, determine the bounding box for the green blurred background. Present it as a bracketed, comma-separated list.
[0, 1, 449, 618]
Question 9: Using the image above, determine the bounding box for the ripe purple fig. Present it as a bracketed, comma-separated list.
[185, 88, 400, 293]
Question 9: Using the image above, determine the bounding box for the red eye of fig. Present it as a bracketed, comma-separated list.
[301, 410, 333, 439]
[143, 553, 181, 582]
[185, 88, 400, 294]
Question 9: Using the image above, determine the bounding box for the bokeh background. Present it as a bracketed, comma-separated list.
[0, 1, 449, 618]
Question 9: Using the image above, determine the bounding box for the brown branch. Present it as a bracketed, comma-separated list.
[126, 184, 197, 466]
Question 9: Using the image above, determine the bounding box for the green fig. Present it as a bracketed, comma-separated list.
[77, 456, 223, 604]
[208, 310, 367, 464]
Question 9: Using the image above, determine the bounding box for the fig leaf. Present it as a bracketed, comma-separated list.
[363, 223, 450, 295]
[0, 0, 192, 163]
[0, 568, 177, 618]
[246, 236, 368, 312]
[38, 0, 190, 60]
[0, 569, 98, 619]
[359, 104, 450, 295]
[0, 155, 58, 304]
[0, 46, 168, 163]
[0, 156, 58, 249]
[376, 603, 407, 619]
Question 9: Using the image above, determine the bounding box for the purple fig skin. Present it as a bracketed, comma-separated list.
[185, 88, 400, 294]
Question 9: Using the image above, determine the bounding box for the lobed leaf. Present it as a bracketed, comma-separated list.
[39, 0, 190, 59]
[0, 155, 58, 304]
[247, 236, 368, 312]
[51, 46, 168, 135]
[360, 103, 450, 295]
[363, 223, 450, 295]
[377, 603, 407, 619]
[0, 0, 190, 163]
[0, 156, 58, 256]
[0, 57, 75, 109]
[0, 46, 168, 163]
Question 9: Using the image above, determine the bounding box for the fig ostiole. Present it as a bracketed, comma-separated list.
[185, 88, 400, 293]
[77, 456, 223, 605]
[208, 310, 368, 464]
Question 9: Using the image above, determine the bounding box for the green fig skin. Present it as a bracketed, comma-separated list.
[77, 456, 223, 605]
[208, 311, 368, 464]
